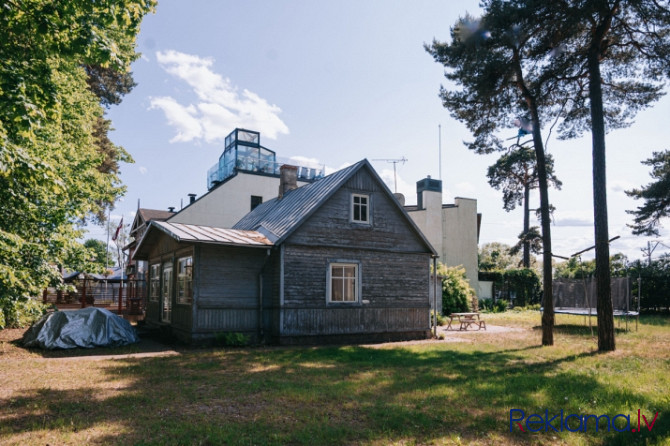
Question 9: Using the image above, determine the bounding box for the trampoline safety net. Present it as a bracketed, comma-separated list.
[552, 277, 637, 315]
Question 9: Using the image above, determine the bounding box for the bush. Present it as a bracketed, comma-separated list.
[503, 268, 541, 306]
[0, 298, 49, 329]
[478, 298, 509, 313]
[431, 310, 446, 326]
[214, 332, 249, 347]
[479, 298, 494, 312]
[437, 264, 475, 315]
[494, 299, 509, 313]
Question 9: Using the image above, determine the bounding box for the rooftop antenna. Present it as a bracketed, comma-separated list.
[372, 157, 408, 193]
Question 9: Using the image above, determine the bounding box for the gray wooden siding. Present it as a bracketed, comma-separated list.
[193, 245, 271, 335]
[281, 307, 428, 336]
[286, 170, 428, 253]
[283, 246, 430, 307]
[281, 245, 431, 336]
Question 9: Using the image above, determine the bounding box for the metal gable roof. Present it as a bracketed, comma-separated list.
[132, 221, 273, 260]
[233, 159, 437, 255]
[152, 221, 273, 246]
[233, 161, 365, 243]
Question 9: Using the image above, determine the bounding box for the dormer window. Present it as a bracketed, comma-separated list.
[351, 194, 370, 224]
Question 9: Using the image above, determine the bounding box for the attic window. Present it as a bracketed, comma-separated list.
[351, 194, 370, 224]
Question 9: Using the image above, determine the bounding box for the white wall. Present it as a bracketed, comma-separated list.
[408, 194, 480, 297]
[169, 173, 309, 228]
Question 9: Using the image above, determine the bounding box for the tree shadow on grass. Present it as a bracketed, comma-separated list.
[531, 324, 632, 336]
[2, 341, 668, 445]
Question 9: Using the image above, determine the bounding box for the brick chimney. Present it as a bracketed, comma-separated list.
[278, 164, 298, 199]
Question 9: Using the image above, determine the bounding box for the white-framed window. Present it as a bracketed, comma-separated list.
[177, 256, 193, 305]
[162, 261, 173, 323]
[149, 263, 160, 302]
[327, 262, 360, 303]
[351, 194, 370, 224]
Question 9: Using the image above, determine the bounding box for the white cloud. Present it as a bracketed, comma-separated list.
[149, 96, 202, 143]
[150, 50, 289, 142]
[139, 166, 148, 175]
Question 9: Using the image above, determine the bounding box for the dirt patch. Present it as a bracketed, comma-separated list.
[0, 327, 181, 361]
[364, 324, 529, 348]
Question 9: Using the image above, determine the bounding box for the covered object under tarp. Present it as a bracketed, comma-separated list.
[23, 307, 139, 349]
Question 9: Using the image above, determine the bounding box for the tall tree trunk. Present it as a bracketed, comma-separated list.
[588, 44, 616, 352]
[523, 181, 530, 268]
[530, 112, 554, 346]
[514, 53, 553, 345]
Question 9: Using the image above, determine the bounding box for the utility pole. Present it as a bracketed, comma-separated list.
[372, 157, 408, 193]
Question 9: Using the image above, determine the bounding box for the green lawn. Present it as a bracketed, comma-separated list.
[0, 312, 668, 445]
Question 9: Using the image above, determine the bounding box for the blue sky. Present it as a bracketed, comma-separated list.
[86, 0, 670, 262]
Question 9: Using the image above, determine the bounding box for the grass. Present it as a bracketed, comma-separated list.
[0, 312, 668, 445]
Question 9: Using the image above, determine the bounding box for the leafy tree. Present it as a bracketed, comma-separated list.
[478, 242, 522, 271]
[487, 143, 561, 267]
[626, 150, 670, 236]
[426, 3, 566, 345]
[436, 263, 475, 315]
[0, 0, 155, 325]
[83, 239, 115, 270]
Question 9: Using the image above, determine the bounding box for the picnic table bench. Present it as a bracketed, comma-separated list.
[447, 312, 486, 331]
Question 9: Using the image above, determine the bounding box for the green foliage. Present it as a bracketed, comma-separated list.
[626, 150, 670, 236]
[503, 268, 541, 306]
[487, 145, 561, 212]
[430, 310, 446, 327]
[0, 0, 154, 324]
[214, 332, 250, 347]
[436, 263, 474, 315]
[628, 256, 670, 312]
[478, 298, 509, 313]
[554, 253, 628, 280]
[1, 297, 49, 329]
[83, 239, 115, 269]
[478, 242, 521, 271]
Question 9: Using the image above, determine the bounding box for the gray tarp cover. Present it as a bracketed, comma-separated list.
[23, 307, 139, 349]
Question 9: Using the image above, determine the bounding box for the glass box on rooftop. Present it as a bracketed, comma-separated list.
[207, 128, 325, 190]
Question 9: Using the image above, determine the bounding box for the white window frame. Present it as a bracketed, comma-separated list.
[327, 261, 361, 304]
[176, 256, 193, 305]
[161, 261, 173, 323]
[149, 263, 160, 302]
[350, 193, 370, 224]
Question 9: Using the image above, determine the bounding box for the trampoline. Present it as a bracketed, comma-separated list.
[545, 277, 639, 331]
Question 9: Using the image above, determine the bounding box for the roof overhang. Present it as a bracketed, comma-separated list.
[133, 221, 274, 260]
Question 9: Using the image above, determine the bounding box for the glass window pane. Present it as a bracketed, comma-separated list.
[344, 278, 356, 301]
[331, 278, 343, 301]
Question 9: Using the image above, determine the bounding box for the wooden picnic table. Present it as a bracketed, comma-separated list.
[447, 312, 486, 331]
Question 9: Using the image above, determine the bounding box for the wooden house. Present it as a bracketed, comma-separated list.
[132, 160, 437, 344]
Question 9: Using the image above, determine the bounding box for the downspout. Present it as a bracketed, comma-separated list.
[258, 248, 272, 341]
[433, 256, 438, 338]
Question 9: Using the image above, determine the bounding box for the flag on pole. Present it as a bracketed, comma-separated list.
[112, 217, 123, 241]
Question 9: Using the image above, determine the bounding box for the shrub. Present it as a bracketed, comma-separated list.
[214, 332, 249, 347]
[478, 298, 509, 313]
[494, 299, 509, 313]
[437, 263, 475, 315]
[431, 310, 446, 326]
[479, 298, 494, 312]
[1, 298, 49, 329]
